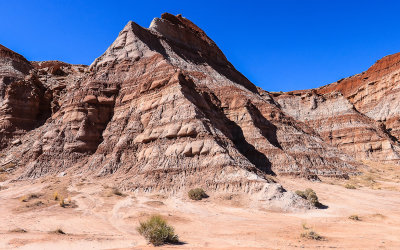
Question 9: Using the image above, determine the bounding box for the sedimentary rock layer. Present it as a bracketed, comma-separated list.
[273, 53, 400, 164]
[0, 14, 363, 208]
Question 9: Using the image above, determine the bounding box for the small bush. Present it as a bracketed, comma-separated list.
[59, 196, 66, 207]
[296, 188, 320, 207]
[188, 188, 207, 200]
[301, 230, 323, 240]
[137, 215, 179, 246]
[295, 190, 306, 199]
[25, 201, 44, 208]
[20, 193, 40, 202]
[111, 187, 123, 196]
[345, 184, 356, 189]
[53, 191, 59, 201]
[349, 215, 360, 221]
[51, 228, 65, 234]
[9, 228, 27, 233]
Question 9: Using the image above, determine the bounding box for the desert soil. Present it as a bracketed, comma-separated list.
[0, 162, 399, 249]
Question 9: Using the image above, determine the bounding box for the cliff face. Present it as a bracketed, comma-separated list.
[0, 13, 367, 208]
[273, 53, 400, 164]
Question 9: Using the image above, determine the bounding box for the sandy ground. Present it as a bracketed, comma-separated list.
[0, 163, 400, 249]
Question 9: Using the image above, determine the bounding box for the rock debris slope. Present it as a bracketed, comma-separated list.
[0, 14, 365, 208]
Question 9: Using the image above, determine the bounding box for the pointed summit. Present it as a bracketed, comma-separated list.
[90, 21, 160, 69]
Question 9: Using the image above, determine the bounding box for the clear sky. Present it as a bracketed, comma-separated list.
[1, 0, 400, 92]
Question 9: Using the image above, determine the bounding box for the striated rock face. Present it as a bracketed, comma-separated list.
[318, 53, 400, 142]
[0, 13, 365, 208]
[273, 53, 400, 164]
[0, 45, 44, 148]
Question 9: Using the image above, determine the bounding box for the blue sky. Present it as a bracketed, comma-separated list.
[1, 0, 400, 92]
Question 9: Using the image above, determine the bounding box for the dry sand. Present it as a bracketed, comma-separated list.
[0, 162, 399, 249]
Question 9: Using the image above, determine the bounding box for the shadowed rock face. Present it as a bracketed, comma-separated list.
[0, 13, 370, 209]
[272, 53, 400, 164]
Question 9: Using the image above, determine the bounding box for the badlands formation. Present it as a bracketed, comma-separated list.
[0, 13, 400, 249]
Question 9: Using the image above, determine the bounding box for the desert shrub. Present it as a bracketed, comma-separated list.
[51, 228, 65, 234]
[345, 184, 356, 189]
[296, 188, 320, 207]
[53, 191, 59, 200]
[25, 201, 44, 208]
[348, 215, 360, 221]
[9, 228, 27, 233]
[137, 215, 179, 246]
[20, 193, 40, 202]
[301, 230, 323, 240]
[59, 196, 66, 207]
[111, 187, 123, 196]
[188, 188, 207, 200]
[300, 223, 323, 240]
[295, 190, 306, 199]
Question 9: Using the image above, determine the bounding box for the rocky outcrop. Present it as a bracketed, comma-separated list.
[318, 53, 400, 142]
[0, 13, 365, 209]
[273, 53, 400, 164]
[273, 91, 400, 163]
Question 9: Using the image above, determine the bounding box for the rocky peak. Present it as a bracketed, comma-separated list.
[0, 14, 374, 210]
[149, 13, 228, 63]
[89, 21, 159, 70]
[0, 44, 32, 81]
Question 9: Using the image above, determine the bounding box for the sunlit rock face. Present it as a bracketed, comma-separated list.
[273, 53, 400, 164]
[0, 13, 369, 209]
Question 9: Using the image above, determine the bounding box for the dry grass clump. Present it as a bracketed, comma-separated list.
[53, 191, 60, 201]
[106, 187, 126, 197]
[51, 228, 66, 234]
[20, 193, 41, 202]
[301, 230, 323, 240]
[111, 187, 124, 196]
[188, 188, 208, 200]
[9, 228, 27, 233]
[348, 215, 360, 221]
[137, 215, 179, 246]
[345, 184, 357, 189]
[301, 223, 323, 240]
[25, 201, 44, 208]
[59, 196, 65, 207]
[59, 196, 74, 208]
[295, 188, 320, 207]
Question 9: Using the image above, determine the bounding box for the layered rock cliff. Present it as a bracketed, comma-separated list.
[273, 53, 400, 164]
[0, 13, 369, 208]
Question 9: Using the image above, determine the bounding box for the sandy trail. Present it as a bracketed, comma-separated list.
[0, 172, 399, 249]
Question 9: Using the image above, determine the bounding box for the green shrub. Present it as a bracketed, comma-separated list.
[137, 215, 179, 246]
[188, 188, 207, 200]
[295, 188, 320, 207]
